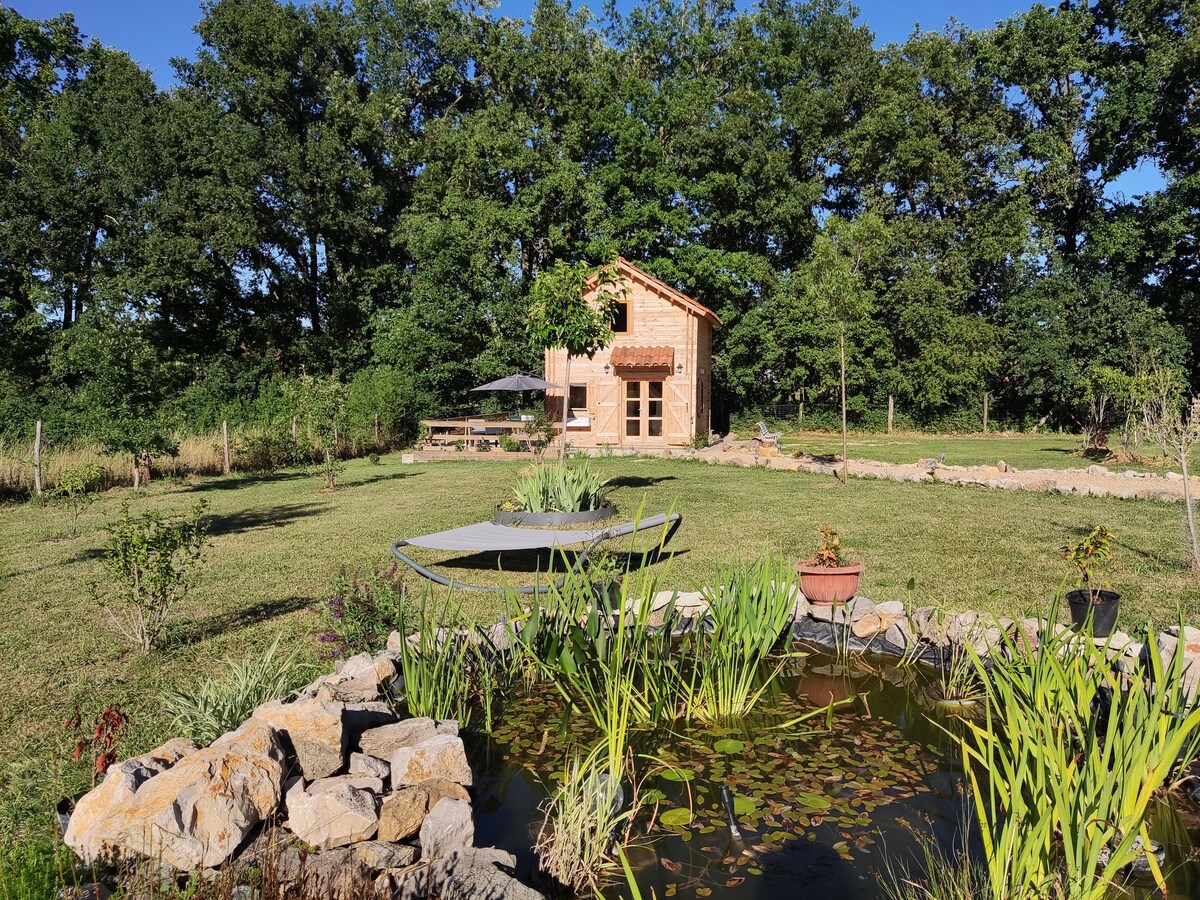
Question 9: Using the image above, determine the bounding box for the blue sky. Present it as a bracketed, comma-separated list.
[10, 0, 1165, 196]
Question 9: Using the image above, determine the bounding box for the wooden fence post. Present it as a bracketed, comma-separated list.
[374, 413, 380, 445]
[33, 419, 42, 499]
[887, 395, 894, 435]
[222, 420, 231, 475]
[291, 416, 297, 441]
[798, 402, 804, 429]
[982, 392, 989, 434]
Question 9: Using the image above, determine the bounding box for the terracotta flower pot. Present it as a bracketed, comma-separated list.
[796, 559, 865, 606]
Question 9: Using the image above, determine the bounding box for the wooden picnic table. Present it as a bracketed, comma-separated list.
[422, 414, 559, 448]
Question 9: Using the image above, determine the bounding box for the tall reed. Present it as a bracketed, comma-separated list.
[956, 620, 1200, 900]
[682, 559, 801, 724]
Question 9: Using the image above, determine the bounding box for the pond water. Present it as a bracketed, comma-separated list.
[465, 649, 1200, 899]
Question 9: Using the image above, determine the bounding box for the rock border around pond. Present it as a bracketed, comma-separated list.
[61, 649, 545, 900]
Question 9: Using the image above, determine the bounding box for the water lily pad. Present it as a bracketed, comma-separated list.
[794, 791, 832, 810]
[661, 768, 695, 782]
[732, 795, 758, 815]
[660, 807, 694, 827]
[713, 739, 745, 753]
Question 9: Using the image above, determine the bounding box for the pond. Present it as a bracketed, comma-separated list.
[465, 649, 1200, 899]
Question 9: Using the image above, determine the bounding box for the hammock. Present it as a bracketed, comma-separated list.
[391, 512, 682, 594]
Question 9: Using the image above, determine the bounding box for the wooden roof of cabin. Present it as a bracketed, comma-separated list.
[586, 257, 724, 327]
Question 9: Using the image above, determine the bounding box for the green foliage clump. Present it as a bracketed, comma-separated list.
[511, 462, 609, 513]
[96, 501, 208, 652]
[48, 463, 102, 536]
[317, 565, 407, 660]
[955, 622, 1200, 899]
[162, 635, 309, 746]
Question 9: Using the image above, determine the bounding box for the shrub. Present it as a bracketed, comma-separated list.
[317, 564, 407, 659]
[238, 430, 302, 474]
[498, 433, 522, 452]
[162, 635, 309, 745]
[96, 501, 208, 652]
[49, 463, 102, 536]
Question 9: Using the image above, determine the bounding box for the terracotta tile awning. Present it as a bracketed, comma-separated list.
[610, 346, 675, 370]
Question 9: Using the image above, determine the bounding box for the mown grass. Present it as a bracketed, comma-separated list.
[2, 452, 1200, 833]
[775, 429, 1178, 471]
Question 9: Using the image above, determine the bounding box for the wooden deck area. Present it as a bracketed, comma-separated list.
[422, 413, 560, 449]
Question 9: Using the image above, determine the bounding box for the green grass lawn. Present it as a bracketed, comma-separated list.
[3, 452, 1200, 830]
[775, 429, 1175, 471]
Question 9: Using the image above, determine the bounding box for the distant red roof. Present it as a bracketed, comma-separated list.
[586, 257, 723, 326]
[610, 346, 675, 369]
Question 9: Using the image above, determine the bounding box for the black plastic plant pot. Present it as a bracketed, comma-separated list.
[1066, 589, 1121, 638]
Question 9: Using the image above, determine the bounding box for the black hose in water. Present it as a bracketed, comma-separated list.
[720, 783, 741, 839]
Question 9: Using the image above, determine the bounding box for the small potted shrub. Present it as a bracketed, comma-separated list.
[797, 525, 865, 606]
[1060, 525, 1121, 637]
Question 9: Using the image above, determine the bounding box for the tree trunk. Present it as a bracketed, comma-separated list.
[33, 420, 42, 500]
[374, 413, 380, 446]
[1182, 452, 1200, 571]
[839, 329, 848, 485]
[307, 237, 322, 335]
[132, 456, 140, 491]
[559, 353, 571, 465]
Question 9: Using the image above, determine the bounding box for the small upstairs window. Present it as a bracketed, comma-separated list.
[569, 384, 587, 410]
[611, 301, 629, 334]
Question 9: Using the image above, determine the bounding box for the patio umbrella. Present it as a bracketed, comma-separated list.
[470, 373, 560, 392]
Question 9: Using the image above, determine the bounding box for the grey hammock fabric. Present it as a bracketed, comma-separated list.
[400, 512, 673, 552]
[402, 522, 604, 552]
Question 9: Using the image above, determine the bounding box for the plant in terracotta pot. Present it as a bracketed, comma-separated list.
[797, 525, 865, 606]
[1059, 525, 1121, 637]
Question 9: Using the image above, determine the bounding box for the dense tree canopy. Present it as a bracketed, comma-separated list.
[1, 0, 1197, 443]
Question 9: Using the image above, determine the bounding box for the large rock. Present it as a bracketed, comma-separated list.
[391, 735, 472, 787]
[422, 778, 471, 807]
[359, 718, 438, 759]
[349, 752, 390, 780]
[64, 738, 198, 864]
[343, 702, 397, 747]
[286, 778, 377, 850]
[277, 842, 417, 900]
[252, 698, 347, 780]
[378, 786, 428, 841]
[307, 774, 384, 796]
[432, 848, 545, 900]
[419, 798, 474, 859]
[68, 726, 285, 870]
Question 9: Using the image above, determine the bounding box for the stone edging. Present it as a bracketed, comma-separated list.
[60, 650, 544, 899]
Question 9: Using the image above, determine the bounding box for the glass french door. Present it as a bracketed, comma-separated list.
[624, 380, 664, 440]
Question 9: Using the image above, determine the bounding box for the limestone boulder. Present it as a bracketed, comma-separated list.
[285, 779, 377, 850]
[421, 778, 471, 807]
[419, 797, 474, 859]
[391, 735, 472, 787]
[378, 786, 428, 841]
[432, 848, 545, 900]
[359, 718, 438, 759]
[343, 702, 397, 747]
[307, 774, 384, 796]
[72, 726, 285, 870]
[64, 737, 198, 864]
[349, 752, 390, 780]
[251, 698, 346, 780]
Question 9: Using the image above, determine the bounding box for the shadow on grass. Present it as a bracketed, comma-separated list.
[167, 594, 314, 648]
[181, 471, 310, 492]
[343, 471, 421, 488]
[205, 503, 330, 538]
[608, 475, 678, 489]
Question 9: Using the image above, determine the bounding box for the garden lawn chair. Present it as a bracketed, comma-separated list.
[390, 512, 682, 594]
[757, 422, 782, 446]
